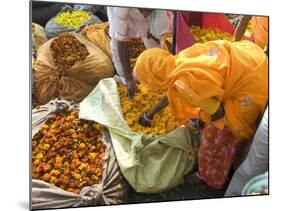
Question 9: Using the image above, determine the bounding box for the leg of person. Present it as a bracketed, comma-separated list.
[224, 108, 268, 196]
[110, 37, 127, 85]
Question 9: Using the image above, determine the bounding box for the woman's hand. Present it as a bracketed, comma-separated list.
[139, 96, 169, 127]
[139, 113, 152, 127]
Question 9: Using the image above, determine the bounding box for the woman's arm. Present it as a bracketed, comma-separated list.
[139, 95, 169, 127]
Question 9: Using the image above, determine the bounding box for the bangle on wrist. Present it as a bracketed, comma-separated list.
[143, 113, 152, 122]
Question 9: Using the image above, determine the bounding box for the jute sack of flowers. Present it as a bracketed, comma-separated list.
[33, 32, 114, 105]
[82, 22, 112, 60]
[32, 99, 128, 209]
[79, 78, 200, 193]
[82, 22, 147, 70]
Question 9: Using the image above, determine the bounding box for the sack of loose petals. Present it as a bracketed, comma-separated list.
[34, 32, 114, 105]
[32, 100, 128, 209]
[32, 108, 105, 194]
[54, 10, 92, 29]
[82, 22, 112, 60]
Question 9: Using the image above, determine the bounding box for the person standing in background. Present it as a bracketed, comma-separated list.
[107, 7, 169, 99]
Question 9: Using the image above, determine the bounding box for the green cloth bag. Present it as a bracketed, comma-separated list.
[79, 78, 199, 193]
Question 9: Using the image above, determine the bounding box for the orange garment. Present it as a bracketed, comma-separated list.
[252, 16, 269, 48]
[134, 40, 268, 141]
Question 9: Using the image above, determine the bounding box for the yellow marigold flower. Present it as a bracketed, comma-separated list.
[78, 163, 88, 171]
[79, 143, 86, 148]
[69, 129, 75, 134]
[89, 152, 97, 160]
[73, 173, 81, 179]
[36, 153, 44, 160]
[50, 123, 57, 129]
[49, 176, 57, 184]
[50, 169, 61, 176]
[42, 144, 50, 150]
[55, 156, 62, 163]
[72, 133, 78, 139]
[33, 159, 40, 165]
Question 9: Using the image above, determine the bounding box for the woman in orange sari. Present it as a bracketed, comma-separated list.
[134, 40, 268, 189]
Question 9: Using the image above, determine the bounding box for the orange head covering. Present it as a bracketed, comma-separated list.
[134, 48, 176, 91]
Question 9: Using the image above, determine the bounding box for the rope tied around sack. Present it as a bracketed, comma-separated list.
[80, 184, 103, 206]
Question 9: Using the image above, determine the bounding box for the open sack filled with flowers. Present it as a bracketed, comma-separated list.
[79, 78, 200, 193]
[32, 100, 128, 209]
[45, 5, 102, 39]
[33, 32, 114, 105]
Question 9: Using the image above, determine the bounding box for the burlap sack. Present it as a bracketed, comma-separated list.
[31, 100, 128, 209]
[33, 32, 114, 105]
[32, 23, 48, 53]
[82, 22, 112, 60]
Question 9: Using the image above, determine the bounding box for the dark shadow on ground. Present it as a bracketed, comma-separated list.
[127, 172, 232, 203]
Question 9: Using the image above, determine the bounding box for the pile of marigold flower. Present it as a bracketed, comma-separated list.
[32, 109, 105, 194]
[50, 32, 89, 72]
[190, 25, 233, 43]
[118, 83, 180, 136]
[128, 38, 146, 58]
[54, 10, 91, 29]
